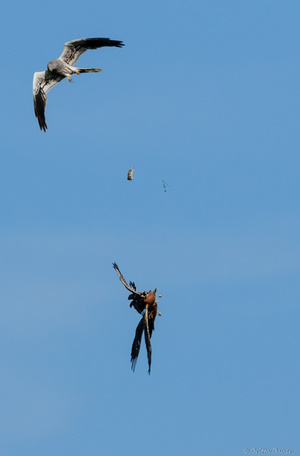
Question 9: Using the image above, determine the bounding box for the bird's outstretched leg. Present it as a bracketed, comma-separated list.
[144, 305, 152, 374]
[67, 75, 72, 82]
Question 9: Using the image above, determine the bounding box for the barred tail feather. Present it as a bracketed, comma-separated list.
[76, 67, 102, 73]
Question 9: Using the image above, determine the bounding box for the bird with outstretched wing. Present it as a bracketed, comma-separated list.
[33, 37, 124, 131]
[112, 262, 160, 374]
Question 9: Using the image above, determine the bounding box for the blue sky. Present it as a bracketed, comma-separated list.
[0, 1, 299, 454]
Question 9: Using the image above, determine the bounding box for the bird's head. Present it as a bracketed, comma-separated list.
[144, 289, 157, 305]
[47, 60, 58, 73]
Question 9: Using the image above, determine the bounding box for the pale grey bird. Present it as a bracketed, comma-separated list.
[33, 37, 124, 131]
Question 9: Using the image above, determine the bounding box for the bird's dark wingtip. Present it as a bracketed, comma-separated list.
[131, 358, 137, 372]
[108, 39, 124, 48]
[39, 120, 47, 132]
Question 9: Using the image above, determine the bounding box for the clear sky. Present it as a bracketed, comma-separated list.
[0, 1, 299, 455]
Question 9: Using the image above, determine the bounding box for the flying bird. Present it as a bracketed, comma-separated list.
[33, 37, 124, 131]
[112, 262, 160, 374]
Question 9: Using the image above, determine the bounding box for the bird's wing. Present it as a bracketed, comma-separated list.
[59, 37, 124, 66]
[129, 281, 136, 291]
[112, 262, 142, 297]
[33, 71, 63, 131]
[130, 317, 144, 372]
[144, 306, 152, 374]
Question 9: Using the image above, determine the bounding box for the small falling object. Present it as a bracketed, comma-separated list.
[157, 295, 162, 315]
[127, 167, 134, 181]
[162, 180, 169, 192]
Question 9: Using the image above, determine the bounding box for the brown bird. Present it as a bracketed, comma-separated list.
[112, 262, 159, 374]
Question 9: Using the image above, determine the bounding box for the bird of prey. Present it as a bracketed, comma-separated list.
[112, 262, 160, 374]
[33, 37, 124, 131]
[127, 167, 134, 181]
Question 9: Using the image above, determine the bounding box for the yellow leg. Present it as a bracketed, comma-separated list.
[67, 75, 72, 82]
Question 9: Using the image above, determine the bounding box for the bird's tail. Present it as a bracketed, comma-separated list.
[75, 67, 102, 73]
